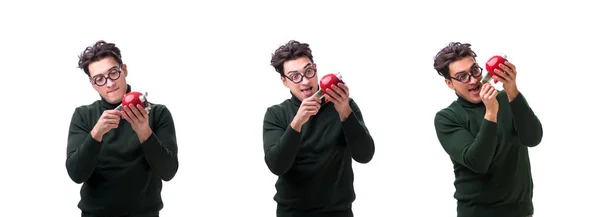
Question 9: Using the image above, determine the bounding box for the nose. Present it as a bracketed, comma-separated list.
[301, 75, 311, 85]
[106, 78, 116, 88]
[468, 74, 478, 84]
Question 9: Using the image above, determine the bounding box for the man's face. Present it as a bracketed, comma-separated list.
[88, 57, 128, 104]
[280, 56, 319, 101]
[445, 56, 484, 103]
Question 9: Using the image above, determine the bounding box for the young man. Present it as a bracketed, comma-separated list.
[66, 40, 179, 217]
[263, 40, 376, 217]
[433, 42, 543, 217]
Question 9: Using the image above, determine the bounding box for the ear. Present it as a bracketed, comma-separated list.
[445, 79, 454, 90]
[122, 64, 128, 77]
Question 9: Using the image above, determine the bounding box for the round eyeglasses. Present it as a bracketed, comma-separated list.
[91, 68, 121, 86]
[450, 65, 483, 83]
[285, 66, 317, 84]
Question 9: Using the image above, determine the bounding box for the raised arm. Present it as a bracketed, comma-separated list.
[510, 92, 543, 147]
[341, 99, 375, 163]
[66, 108, 102, 184]
[263, 107, 302, 176]
[434, 109, 499, 173]
[137, 105, 179, 181]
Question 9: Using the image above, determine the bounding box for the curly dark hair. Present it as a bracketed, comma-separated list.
[77, 40, 123, 76]
[270, 40, 314, 76]
[433, 42, 477, 79]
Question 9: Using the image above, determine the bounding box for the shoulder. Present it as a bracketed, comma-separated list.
[265, 99, 293, 115]
[72, 100, 101, 115]
[434, 101, 461, 124]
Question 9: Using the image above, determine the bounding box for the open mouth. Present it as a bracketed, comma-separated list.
[468, 84, 481, 95]
[300, 87, 313, 96]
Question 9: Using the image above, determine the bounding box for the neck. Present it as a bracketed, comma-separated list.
[99, 84, 131, 109]
[455, 92, 484, 108]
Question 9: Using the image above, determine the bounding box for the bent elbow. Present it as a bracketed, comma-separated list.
[160, 163, 179, 182]
[70, 176, 86, 184]
[265, 157, 289, 176]
[353, 152, 374, 164]
[523, 129, 544, 147]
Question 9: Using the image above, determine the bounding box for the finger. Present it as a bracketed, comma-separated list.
[483, 84, 495, 97]
[504, 61, 516, 73]
[492, 75, 508, 84]
[337, 83, 349, 94]
[104, 113, 121, 120]
[331, 84, 347, 97]
[326, 87, 342, 98]
[303, 101, 320, 107]
[122, 111, 133, 123]
[308, 96, 322, 104]
[109, 123, 119, 129]
[126, 105, 141, 122]
[498, 64, 514, 77]
[106, 110, 121, 115]
[129, 105, 144, 120]
[325, 94, 340, 104]
[326, 88, 342, 101]
[108, 117, 121, 124]
[494, 68, 509, 78]
[499, 63, 516, 79]
[136, 104, 148, 119]
[491, 89, 499, 97]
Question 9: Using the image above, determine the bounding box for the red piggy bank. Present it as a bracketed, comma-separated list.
[122, 91, 146, 109]
[320, 72, 344, 102]
[485, 55, 507, 83]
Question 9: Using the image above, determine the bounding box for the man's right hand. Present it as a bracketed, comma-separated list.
[91, 110, 121, 142]
[480, 83, 499, 122]
[290, 96, 322, 132]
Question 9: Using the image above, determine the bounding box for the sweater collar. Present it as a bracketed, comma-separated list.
[455, 92, 485, 108]
[99, 84, 131, 109]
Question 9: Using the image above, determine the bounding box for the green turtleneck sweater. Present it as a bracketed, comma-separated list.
[434, 90, 543, 217]
[262, 93, 375, 217]
[66, 85, 179, 217]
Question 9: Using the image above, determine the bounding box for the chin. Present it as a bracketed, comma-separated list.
[469, 96, 482, 104]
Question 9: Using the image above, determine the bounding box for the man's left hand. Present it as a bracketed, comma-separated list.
[324, 83, 352, 121]
[122, 104, 152, 143]
[492, 61, 520, 102]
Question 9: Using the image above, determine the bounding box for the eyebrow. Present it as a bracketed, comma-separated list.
[455, 63, 477, 75]
[286, 63, 313, 75]
[93, 66, 119, 77]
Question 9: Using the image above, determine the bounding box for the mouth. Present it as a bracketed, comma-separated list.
[468, 84, 481, 95]
[300, 86, 313, 96]
[107, 87, 120, 94]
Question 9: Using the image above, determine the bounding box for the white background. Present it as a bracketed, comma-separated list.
[0, 0, 598, 216]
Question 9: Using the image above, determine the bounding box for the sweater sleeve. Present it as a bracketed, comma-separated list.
[341, 99, 375, 163]
[262, 107, 303, 176]
[136, 105, 179, 181]
[434, 109, 499, 173]
[510, 92, 544, 147]
[66, 108, 103, 184]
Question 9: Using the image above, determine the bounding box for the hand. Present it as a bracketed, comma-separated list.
[291, 96, 322, 132]
[492, 61, 519, 102]
[324, 83, 352, 121]
[121, 104, 152, 143]
[91, 110, 121, 142]
[480, 83, 499, 122]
